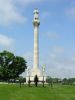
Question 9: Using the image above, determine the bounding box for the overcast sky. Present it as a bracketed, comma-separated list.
[0, 0, 75, 78]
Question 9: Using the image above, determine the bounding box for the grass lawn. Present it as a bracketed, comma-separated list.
[0, 84, 75, 100]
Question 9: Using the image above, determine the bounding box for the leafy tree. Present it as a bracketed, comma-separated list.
[62, 78, 68, 85]
[46, 76, 52, 87]
[0, 50, 27, 81]
[46, 76, 52, 83]
[0, 50, 14, 80]
[9, 56, 27, 80]
[62, 78, 75, 85]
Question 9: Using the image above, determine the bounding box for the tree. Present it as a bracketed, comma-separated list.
[9, 56, 27, 80]
[0, 50, 14, 80]
[0, 50, 27, 81]
[67, 78, 75, 85]
[34, 75, 38, 87]
[46, 76, 52, 87]
[62, 78, 68, 85]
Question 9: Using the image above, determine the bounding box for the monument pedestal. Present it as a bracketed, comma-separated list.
[26, 68, 46, 83]
[30, 68, 43, 81]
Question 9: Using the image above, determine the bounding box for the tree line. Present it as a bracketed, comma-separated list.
[46, 77, 75, 86]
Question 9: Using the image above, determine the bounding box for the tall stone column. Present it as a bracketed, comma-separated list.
[33, 9, 40, 70]
[26, 9, 46, 83]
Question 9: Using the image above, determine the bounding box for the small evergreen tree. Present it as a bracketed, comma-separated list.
[34, 75, 38, 87]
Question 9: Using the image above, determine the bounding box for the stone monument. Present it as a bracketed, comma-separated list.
[26, 9, 46, 83]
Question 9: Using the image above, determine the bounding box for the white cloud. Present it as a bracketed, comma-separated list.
[23, 51, 33, 67]
[45, 46, 75, 78]
[0, 34, 14, 47]
[0, 0, 27, 25]
[15, 0, 45, 5]
[53, 46, 64, 54]
[22, 46, 75, 78]
[17, 0, 61, 5]
[0, 0, 58, 25]
[41, 12, 51, 19]
[66, 7, 75, 20]
[46, 32, 60, 40]
[0, 0, 47, 25]
[21, 51, 33, 77]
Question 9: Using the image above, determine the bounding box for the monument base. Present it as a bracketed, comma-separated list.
[26, 68, 46, 83]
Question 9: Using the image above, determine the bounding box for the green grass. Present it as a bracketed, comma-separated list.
[0, 84, 75, 100]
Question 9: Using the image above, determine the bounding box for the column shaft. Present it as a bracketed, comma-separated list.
[34, 25, 39, 69]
